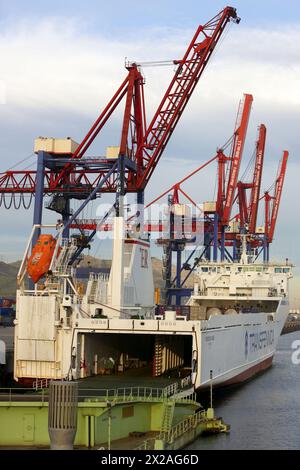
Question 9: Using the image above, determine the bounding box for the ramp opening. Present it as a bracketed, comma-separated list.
[78, 332, 192, 381]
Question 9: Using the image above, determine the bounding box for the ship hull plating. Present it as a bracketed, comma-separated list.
[13, 293, 288, 391]
[197, 302, 288, 390]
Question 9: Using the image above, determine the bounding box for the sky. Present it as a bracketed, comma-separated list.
[0, 0, 299, 303]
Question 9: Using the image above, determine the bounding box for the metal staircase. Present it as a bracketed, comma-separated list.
[161, 400, 175, 433]
[89, 279, 98, 303]
[52, 238, 78, 275]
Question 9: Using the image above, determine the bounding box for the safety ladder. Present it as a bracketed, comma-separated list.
[53, 239, 77, 274]
[161, 400, 175, 433]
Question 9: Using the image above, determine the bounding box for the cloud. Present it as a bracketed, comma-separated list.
[0, 19, 299, 113]
[0, 16, 299, 281]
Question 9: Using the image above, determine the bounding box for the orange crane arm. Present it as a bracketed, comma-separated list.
[268, 150, 289, 242]
[135, 6, 240, 189]
[222, 93, 253, 226]
[248, 124, 266, 233]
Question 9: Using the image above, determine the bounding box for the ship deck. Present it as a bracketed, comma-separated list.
[0, 367, 183, 402]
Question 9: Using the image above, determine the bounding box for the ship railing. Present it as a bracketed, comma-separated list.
[22, 286, 60, 296]
[89, 272, 110, 282]
[61, 237, 78, 247]
[52, 265, 74, 276]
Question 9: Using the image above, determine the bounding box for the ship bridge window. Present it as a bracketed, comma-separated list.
[283, 268, 290, 273]
[256, 267, 262, 272]
[275, 268, 282, 273]
[44, 241, 49, 245]
[202, 267, 209, 272]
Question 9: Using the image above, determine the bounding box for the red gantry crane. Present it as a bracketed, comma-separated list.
[219, 93, 253, 226]
[264, 150, 289, 245]
[236, 123, 266, 232]
[0, 6, 239, 203]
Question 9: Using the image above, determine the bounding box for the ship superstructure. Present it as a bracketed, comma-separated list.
[13, 222, 292, 390]
[188, 256, 292, 387]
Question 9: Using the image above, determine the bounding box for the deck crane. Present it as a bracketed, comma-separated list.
[263, 150, 288, 260]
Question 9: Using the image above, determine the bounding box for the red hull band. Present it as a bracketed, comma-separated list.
[211, 355, 274, 389]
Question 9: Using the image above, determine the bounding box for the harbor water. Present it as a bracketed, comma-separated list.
[187, 331, 300, 450]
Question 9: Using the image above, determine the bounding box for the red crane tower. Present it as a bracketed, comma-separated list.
[0, 6, 239, 201]
[264, 150, 289, 260]
[236, 123, 266, 232]
[0, 6, 240, 258]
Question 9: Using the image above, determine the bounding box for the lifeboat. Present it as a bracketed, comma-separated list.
[27, 234, 58, 283]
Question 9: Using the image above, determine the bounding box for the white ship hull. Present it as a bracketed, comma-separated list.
[13, 294, 289, 390]
[197, 301, 288, 389]
[13, 218, 292, 392]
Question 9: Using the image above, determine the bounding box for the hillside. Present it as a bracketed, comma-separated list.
[0, 261, 20, 297]
[0, 256, 196, 299]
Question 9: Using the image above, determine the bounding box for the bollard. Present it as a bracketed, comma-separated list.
[48, 380, 78, 450]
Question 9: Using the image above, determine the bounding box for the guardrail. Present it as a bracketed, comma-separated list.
[0, 383, 198, 405]
[33, 378, 50, 390]
[81, 384, 188, 403]
[159, 409, 207, 444]
[134, 437, 156, 450]
[135, 409, 207, 449]
[0, 387, 48, 403]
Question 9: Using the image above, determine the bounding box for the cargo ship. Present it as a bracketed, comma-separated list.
[7, 6, 291, 391]
[13, 216, 292, 391]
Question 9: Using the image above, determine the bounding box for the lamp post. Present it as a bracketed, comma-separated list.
[107, 401, 112, 451]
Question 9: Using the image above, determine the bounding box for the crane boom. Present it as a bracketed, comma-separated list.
[248, 124, 266, 233]
[222, 93, 253, 225]
[0, 6, 239, 199]
[135, 6, 239, 189]
[268, 150, 288, 242]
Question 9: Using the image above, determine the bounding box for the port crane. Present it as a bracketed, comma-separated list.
[0, 7, 239, 207]
[0, 6, 240, 270]
[1, 6, 288, 302]
[263, 150, 289, 259]
[141, 97, 288, 304]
